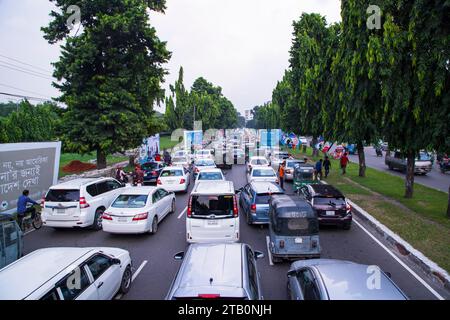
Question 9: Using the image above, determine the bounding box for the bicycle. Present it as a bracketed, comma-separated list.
[19, 205, 42, 231]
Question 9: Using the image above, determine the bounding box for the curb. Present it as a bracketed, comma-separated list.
[349, 199, 450, 291]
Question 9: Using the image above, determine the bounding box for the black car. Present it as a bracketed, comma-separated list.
[298, 184, 352, 230]
[142, 161, 166, 185]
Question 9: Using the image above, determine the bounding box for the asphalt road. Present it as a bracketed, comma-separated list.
[23, 164, 449, 300]
[348, 147, 450, 193]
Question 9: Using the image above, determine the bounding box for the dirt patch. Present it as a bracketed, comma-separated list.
[62, 160, 97, 173]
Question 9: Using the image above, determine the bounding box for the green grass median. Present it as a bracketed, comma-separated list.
[285, 146, 450, 272]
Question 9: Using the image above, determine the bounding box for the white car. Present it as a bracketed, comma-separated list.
[102, 186, 175, 234]
[0, 247, 132, 300]
[157, 166, 190, 193]
[270, 151, 291, 169]
[171, 156, 190, 169]
[247, 156, 270, 173]
[194, 149, 214, 161]
[42, 178, 125, 230]
[195, 168, 225, 184]
[186, 181, 239, 243]
[193, 158, 216, 177]
[172, 150, 193, 163]
[247, 166, 278, 183]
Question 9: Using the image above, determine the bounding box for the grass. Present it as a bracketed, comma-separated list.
[285, 146, 450, 272]
[59, 152, 128, 178]
[160, 135, 181, 151]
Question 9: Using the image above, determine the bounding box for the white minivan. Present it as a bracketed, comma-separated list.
[0, 247, 132, 300]
[42, 178, 125, 230]
[186, 181, 239, 243]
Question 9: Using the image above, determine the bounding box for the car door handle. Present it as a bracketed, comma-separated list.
[97, 282, 104, 289]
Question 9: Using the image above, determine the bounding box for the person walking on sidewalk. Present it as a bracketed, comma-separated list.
[323, 156, 331, 178]
[340, 152, 349, 175]
[314, 159, 323, 181]
[278, 161, 286, 190]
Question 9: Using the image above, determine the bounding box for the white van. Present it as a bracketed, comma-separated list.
[186, 181, 239, 243]
[42, 178, 125, 230]
[0, 247, 132, 300]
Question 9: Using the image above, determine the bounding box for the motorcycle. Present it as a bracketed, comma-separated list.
[375, 147, 383, 157]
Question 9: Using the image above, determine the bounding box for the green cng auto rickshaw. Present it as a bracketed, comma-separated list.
[293, 164, 315, 192]
[268, 194, 320, 263]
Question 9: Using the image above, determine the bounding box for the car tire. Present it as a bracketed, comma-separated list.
[92, 209, 103, 231]
[343, 222, 352, 230]
[272, 256, 282, 264]
[119, 265, 132, 294]
[150, 216, 158, 234]
[246, 212, 252, 225]
[170, 199, 176, 214]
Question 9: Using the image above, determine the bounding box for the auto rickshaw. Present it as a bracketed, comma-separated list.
[293, 164, 315, 192]
[0, 213, 23, 269]
[268, 194, 320, 263]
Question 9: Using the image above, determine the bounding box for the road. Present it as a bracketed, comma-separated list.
[23, 164, 449, 300]
[348, 147, 450, 193]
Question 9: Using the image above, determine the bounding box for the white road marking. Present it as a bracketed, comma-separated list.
[353, 219, 444, 300]
[131, 260, 148, 282]
[265, 236, 273, 266]
[177, 206, 187, 219]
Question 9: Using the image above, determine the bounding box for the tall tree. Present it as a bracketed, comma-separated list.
[164, 66, 189, 131]
[42, 0, 171, 168]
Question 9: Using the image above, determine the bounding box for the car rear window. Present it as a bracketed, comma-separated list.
[142, 163, 158, 170]
[255, 193, 283, 204]
[112, 195, 148, 208]
[198, 172, 223, 180]
[313, 197, 346, 206]
[252, 169, 275, 177]
[195, 160, 215, 166]
[161, 170, 183, 177]
[191, 195, 234, 217]
[274, 218, 319, 236]
[45, 189, 80, 202]
[172, 157, 186, 163]
[251, 159, 268, 165]
[287, 161, 303, 168]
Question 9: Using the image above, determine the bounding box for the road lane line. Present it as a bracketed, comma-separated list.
[353, 219, 444, 300]
[131, 260, 148, 282]
[265, 236, 274, 266]
[177, 206, 187, 219]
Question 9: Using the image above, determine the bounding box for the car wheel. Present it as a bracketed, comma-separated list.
[170, 199, 176, 213]
[150, 216, 158, 234]
[119, 265, 132, 294]
[92, 209, 103, 231]
[343, 222, 351, 230]
[388, 164, 393, 170]
[246, 212, 252, 225]
[272, 256, 282, 264]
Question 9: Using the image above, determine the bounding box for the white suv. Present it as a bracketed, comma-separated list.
[42, 178, 125, 230]
[186, 181, 239, 243]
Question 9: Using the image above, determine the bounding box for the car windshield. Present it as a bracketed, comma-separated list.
[313, 197, 346, 206]
[161, 170, 183, 177]
[196, 160, 215, 166]
[112, 194, 148, 208]
[45, 189, 80, 202]
[273, 217, 319, 236]
[191, 195, 234, 217]
[252, 169, 275, 177]
[198, 172, 223, 180]
[196, 150, 210, 155]
[287, 161, 304, 168]
[251, 159, 268, 165]
[142, 162, 158, 170]
[417, 153, 431, 161]
[172, 157, 186, 163]
[295, 168, 314, 179]
[275, 152, 289, 158]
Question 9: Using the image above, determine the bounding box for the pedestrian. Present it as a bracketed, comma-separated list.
[340, 152, 349, 175]
[17, 190, 38, 230]
[115, 166, 128, 183]
[278, 161, 286, 190]
[314, 159, 323, 180]
[303, 157, 308, 164]
[163, 149, 171, 165]
[133, 165, 144, 186]
[323, 156, 331, 178]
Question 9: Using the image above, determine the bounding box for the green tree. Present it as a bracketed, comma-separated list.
[164, 66, 189, 131]
[42, 0, 171, 168]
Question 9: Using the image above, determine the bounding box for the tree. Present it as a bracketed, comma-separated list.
[164, 67, 189, 131]
[42, 0, 171, 168]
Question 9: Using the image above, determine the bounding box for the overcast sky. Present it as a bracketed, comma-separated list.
[0, 0, 341, 114]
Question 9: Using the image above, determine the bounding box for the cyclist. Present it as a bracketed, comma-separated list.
[17, 190, 38, 230]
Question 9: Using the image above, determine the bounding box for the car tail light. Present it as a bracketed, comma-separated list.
[40, 195, 45, 208]
[195, 167, 199, 173]
[151, 171, 157, 175]
[187, 196, 192, 217]
[286, 169, 291, 174]
[132, 212, 148, 221]
[233, 195, 238, 217]
[198, 294, 220, 299]
[102, 213, 113, 220]
[250, 204, 256, 213]
[79, 197, 90, 209]
[346, 202, 351, 213]
[279, 240, 285, 248]
[180, 178, 186, 184]
[311, 239, 318, 248]
[157, 179, 162, 185]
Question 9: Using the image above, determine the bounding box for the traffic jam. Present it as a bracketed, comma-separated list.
[0, 129, 445, 301]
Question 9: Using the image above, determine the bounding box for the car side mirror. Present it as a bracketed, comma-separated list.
[255, 251, 265, 260]
[174, 252, 185, 260]
[112, 258, 121, 265]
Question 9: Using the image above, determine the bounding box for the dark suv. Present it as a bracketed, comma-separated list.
[298, 184, 352, 230]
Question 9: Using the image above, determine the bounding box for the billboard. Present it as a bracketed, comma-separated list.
[139, 134, 160, 163]
[0, 142, 61, 214]
[184, 130, 203, 152]
[259, 129, 281, 147]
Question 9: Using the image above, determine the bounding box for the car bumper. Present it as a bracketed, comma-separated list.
[187, 233, 239, 244]
[272, 252, 321, 260]
[284, 172, 294, 180]
[42, 217, 92, 228]
[159, 183, 187, 192]
[318, 215, 352, 226]
[102, 221, 148, 234]
[248, 213, 269, 224]
[143, 177, 158, 184]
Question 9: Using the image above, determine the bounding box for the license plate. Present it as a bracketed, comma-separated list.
[167, 180, 175, 184]
[207, 220, 218, 226]
[295, 237, 303, 244]
[56, 209, 65, 214]
[118, 217, 128, 223]
[326, 211, 335, 216]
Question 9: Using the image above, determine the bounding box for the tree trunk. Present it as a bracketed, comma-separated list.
[96, 149, 107, 169]
[357, 142, 366, 177]
[129, 154, 136, 168]
[311, 137, 318, 157]
[447, 184, 450, 218]
[404, 151, 415, 198]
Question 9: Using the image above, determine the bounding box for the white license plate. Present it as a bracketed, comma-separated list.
[56, 209, 65, 214]
[166, 180, 175, 184]
[326, 211, 335, 216]
[207, 220, 218, 226]
[295, 237, 303, 244]
[118, 217, 128, 223]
